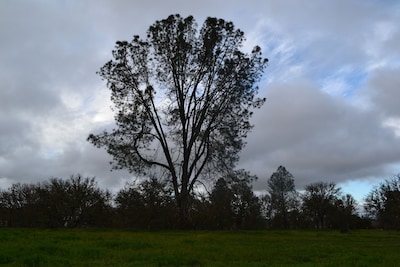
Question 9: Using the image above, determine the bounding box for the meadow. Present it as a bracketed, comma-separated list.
[0, 229, 399, 266]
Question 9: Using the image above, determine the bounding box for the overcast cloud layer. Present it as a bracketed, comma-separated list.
[1, 0, 399, 200]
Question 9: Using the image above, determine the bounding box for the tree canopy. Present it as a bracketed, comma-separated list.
[267, 166, 297, 228]
[87, 14, 267, 227]
[302, 182, 342, 229]
[364, 174, 400, 229]
[0, 173, 375, 230]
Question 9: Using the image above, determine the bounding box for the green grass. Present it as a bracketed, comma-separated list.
[0, 229, 399, 266]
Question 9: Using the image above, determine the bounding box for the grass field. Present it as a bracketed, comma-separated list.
[0, 229, 399, 266]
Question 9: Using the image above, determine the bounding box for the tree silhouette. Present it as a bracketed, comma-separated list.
[42, 175, 112, 228]
[210, 170, 262, 229]
[302, 182, 341, 229]
[267, 166, 297, 228]
[365, 174, 400, 229]
[210, 178, 234, 229]
[88, 14, 267, 228]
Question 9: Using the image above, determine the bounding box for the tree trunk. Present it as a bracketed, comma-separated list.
[177, 191, 192, 229]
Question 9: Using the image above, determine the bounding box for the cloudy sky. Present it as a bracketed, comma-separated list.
[1, 0, 399, 202]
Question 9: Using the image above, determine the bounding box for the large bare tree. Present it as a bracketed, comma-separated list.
[88, 14, 267, 228]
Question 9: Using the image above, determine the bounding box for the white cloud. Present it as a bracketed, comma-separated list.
[383, 118, 400, 137]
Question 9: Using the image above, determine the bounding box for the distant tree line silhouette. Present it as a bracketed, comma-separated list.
[0, 169, 398, 230]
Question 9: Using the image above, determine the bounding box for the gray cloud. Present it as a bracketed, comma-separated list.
[366, 67, 400, 117]
[0, 1, 399, 200]
[240, 80, 400, 189]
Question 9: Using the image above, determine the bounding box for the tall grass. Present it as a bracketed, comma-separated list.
[0, 229, 399, 266]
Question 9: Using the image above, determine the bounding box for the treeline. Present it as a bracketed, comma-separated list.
[1, 168, 399, 230]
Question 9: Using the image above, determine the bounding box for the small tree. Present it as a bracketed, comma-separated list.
[260, 194, 273, 228]
[140, 177, 176, 229]
[364, 174, 400, 229]
[209, 170, 262, 229]
[302, 182, 341, 229]
[114, 177, 177, 229]
[209, 178, 234, 229]
[88, 14, 267, 228]
[0, 176, 111, 228]
[330, 194, 358, 232]
[228, 170, 261, 229]
[267, 166, 298, 228]
[0, 183, 42, 227]
[42, 175, 112, 228]
[114, 184, 146, 228]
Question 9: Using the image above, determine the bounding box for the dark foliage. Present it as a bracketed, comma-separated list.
[2, 171, 389, 230]
[208, 170, 264, 230]
[364, 174, 400, 229]
[0, 175, 112, 228]
[114, 177, 176, 229]
[266, 166, 299, 229]
[302, 182, 342, 229]
[87, 14, 267, 228]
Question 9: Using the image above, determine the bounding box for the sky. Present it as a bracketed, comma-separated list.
[1, 0, 399, 203]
